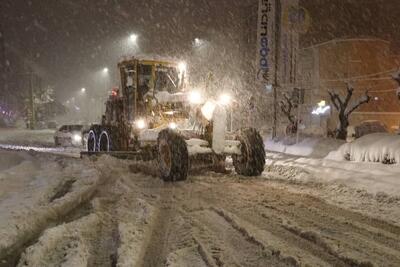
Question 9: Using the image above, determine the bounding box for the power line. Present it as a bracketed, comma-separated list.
[321, 68, 398, 83]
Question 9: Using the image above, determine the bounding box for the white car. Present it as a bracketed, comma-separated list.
[54, 125, 84, 147]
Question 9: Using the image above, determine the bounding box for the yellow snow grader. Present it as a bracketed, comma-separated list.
[83, 57, 265, 181]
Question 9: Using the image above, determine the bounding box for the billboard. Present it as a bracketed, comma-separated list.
[256, 0, 276, 90]
[256, 0, 308, 89]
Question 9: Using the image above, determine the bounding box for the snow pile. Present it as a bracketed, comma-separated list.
[0, 152, 100, 263]
[327, 133, 400, 163]
[0, 144, 81, 158]
[265, 137, 344, 158]
[17, 214, 100, 267]
[266, 152, 400, 197]
[117, 198, 157, 267]
[0, 128, 55, 147]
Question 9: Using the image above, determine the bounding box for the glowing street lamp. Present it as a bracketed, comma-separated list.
[129, 34, 138, 43]
[193, 38, 205, 48]
[81, 88, 86, 93]
[103, 67, 109, 74]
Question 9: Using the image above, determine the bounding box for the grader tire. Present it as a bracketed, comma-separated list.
[157, 129, 189, 182]
[87, 125, 102, 152]
[98, 126, 121, 152]
[233, 128, 265, 176]
[99, 130, 110, 152]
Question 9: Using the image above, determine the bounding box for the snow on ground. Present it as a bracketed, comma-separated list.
[0, 150, 100, 264]
[265, 136, 344, 158]
[266, 151, 400, 197]
[265, 134, 400, 199]
[0, 149, 400, 266]
[1, 130, 400, 265]
[0, 128, 55, 147]
[326, 133, 400, 163]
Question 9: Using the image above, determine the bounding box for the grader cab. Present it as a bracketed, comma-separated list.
[85, 58, 265, 181]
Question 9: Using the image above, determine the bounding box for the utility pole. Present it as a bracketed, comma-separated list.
[272, 0, 282, 138]
[28, 69, 36, 129]
[0, 24, 8, 106]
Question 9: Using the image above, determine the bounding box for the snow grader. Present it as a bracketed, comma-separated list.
[83, 58, 265, 181]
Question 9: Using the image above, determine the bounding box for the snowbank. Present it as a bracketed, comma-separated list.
[266, 152, 400, 197]
[0, 151, 100, 262]
[327, 133, 400, 163]
[0, 128, 55, 147]
[17, 214, 100, 267]
[265, 137, 344, 158]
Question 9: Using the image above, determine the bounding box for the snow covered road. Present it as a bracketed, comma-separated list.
[0, 150, 399, 266]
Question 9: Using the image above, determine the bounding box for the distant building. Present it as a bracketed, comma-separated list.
[298, 38, 400, 133]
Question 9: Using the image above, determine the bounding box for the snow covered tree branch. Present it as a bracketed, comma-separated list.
[328, 84, 371, 140]
[279, 92, 295, 124]
[392, 69, 400, 100]
[345, 91, 371, 116]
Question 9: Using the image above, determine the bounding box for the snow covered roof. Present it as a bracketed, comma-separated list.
[119, 54, 182, 65]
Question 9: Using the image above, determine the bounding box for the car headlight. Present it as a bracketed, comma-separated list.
[135, 119, 147, 129]
[218, 93, 232, 106]
[201, 101, 216, 121]
[188, 91, 203, 104]
[73, 134, 82, 142]
[178, 62, 187, 73]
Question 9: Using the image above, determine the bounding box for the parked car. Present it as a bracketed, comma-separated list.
[347, 120, 388, 142]
[54, 125, 85, 147]
[47, 121, 58, 129]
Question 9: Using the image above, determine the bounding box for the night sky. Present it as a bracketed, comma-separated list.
[1, 0, 399, 100]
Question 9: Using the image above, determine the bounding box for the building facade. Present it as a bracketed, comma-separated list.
[298, 38, 400, 133]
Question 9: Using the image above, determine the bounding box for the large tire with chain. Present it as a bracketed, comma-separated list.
[157, 129, 189, 182]
[232, 128, 265, 176]
[87, 125, 102, 152]
[98, 126, 121, 152]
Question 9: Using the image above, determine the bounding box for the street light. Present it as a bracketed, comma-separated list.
[81, 88, 86, 93]
[129, 34, 138, 43]
[103, 67, 109, 74]
[193, 38, 206, 48]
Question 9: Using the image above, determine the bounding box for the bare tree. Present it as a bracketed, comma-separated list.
[392, 70, 400, 100]
[280, 92, 295, 124]
[280, 92, 297, 135]
[328, 84, 371, 140]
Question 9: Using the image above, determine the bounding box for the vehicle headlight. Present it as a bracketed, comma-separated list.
[188, 91, 203, 104]
[135, 119, 147, 129]
[178, 62, 187, 73]
[169, 122, 178, 129]
[73, 134, 82, 142]
[201, 101, 216, 121]
[218, 93, 232, 106]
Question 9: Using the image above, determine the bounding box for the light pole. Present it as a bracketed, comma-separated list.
[99, 67, 110, 116]
[77, 88, 88, 122]
[218, 93, 234, 132]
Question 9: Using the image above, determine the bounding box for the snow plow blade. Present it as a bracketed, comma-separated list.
[80, 151, 151, 161]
